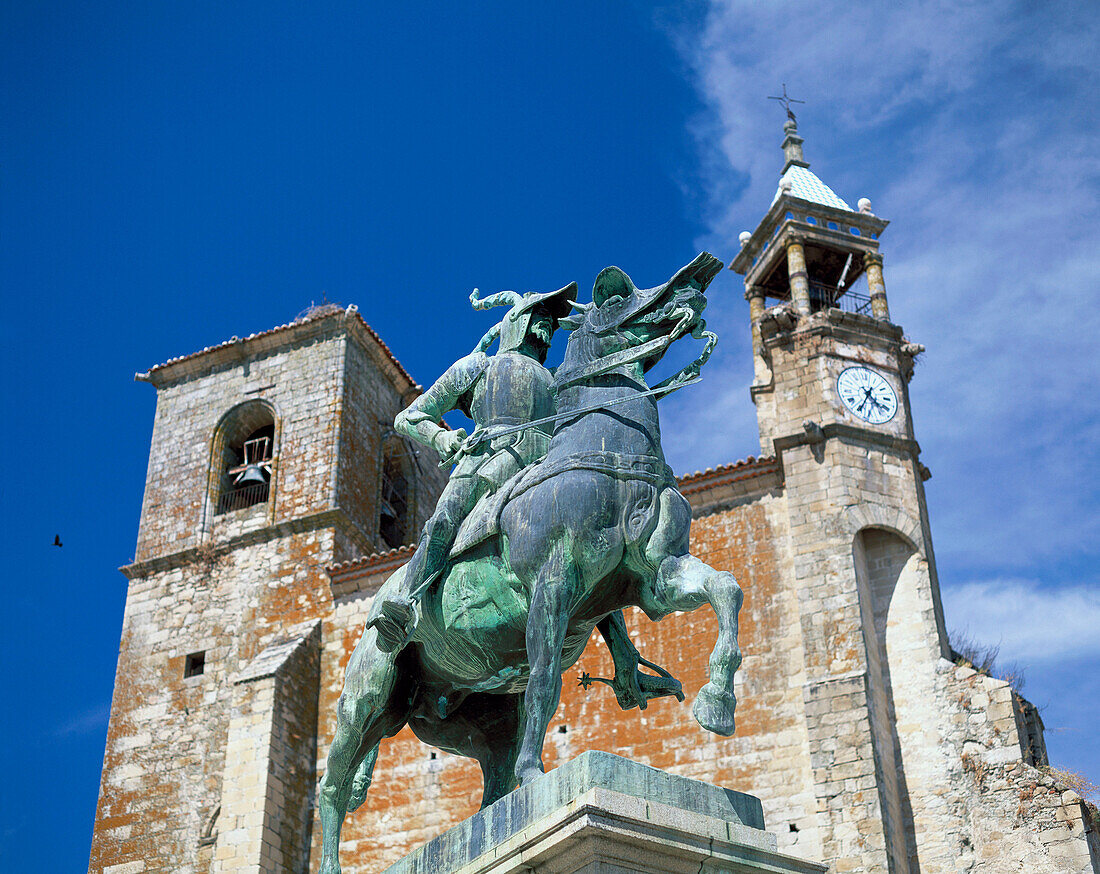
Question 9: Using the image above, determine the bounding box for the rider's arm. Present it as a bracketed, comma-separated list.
[394, 351, 488, 453]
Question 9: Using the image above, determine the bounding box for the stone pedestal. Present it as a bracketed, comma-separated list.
[382, 751, 826, 874]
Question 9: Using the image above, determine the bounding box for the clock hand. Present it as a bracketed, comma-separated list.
[859, 388, 875, 414]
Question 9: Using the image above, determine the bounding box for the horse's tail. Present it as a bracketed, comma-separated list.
[346, 743, 379, 813]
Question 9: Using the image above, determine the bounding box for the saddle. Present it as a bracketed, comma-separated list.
[449, 451, 675, 560]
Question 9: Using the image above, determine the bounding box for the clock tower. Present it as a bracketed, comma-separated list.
[731, 114, 951, 874]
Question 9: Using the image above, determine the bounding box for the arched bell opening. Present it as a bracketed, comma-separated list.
[212, 401, 277, 516]
[379, 438, 414, 550]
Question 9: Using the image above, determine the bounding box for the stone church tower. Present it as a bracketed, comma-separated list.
[722, 115, 1096, 874]
[88, 306, 447, 872]
[729, 114, 946, 873]
[89, 125, 1099, 874]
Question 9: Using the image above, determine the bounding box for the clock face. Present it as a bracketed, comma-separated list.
[837, 366, 898, 424]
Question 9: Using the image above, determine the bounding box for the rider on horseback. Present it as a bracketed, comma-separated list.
[368, 282, 575, 653]
[320, 257, 734, 873]
[367, 283, 684, 711]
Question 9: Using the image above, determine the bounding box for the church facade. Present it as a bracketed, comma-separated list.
[90, 122, 1100, 874]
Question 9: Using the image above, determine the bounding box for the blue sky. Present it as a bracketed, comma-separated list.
[1, 1, 1096, 869]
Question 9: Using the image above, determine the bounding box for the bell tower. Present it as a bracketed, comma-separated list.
[731, 112, 905, 450]
[89, 305, 447, 874]
[731, 112, 951, 874]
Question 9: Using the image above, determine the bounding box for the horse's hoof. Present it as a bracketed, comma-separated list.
[318, 856, 341, 874]
[693, 682, 737, 736]
[516, 765, 544, 786]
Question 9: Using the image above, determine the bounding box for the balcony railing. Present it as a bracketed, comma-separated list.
[809, 281, 873, 316]
[217, 482, 269, 515]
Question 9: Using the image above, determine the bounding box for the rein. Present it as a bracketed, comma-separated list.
[553, 333, 675, 390]
[452, 313, 717, 463]
[455, 376, 701, 458]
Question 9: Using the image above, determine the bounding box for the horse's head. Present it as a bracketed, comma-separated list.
[558, 252, 723, 384]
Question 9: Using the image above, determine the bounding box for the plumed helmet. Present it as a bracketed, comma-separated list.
[470, 282, 576, 353]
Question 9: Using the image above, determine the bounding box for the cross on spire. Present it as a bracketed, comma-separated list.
[768, 84, 805, 123]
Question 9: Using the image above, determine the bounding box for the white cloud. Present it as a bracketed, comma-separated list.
[659, 1, 1100, 573]
[942, 578, 1100, 665]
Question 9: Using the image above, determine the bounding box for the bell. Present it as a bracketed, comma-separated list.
[235, 464, 268, 486]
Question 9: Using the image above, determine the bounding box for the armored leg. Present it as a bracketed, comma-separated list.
[369, 474, 481, 652]
[596, 611, 684, 710]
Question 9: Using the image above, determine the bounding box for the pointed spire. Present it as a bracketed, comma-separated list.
[768, 85, 809, 172]
[781, 117, 809, 172]
[771, 110, 851, 211]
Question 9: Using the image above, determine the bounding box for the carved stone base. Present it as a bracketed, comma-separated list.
[382, 751, 825, 874]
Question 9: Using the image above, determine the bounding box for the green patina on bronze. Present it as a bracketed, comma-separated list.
[318, 253, 740, 874]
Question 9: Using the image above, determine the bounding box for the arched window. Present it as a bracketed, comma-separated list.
[379, 440, 412, 549]
[213, 402, 277, 515]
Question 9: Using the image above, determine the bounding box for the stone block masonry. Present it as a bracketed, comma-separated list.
[89, 308, 446, 874]
[214, 620, 320, 873]
[90, 305, 1098, 874]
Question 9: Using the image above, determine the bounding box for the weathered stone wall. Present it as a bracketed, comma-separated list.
[90, 527, 336, 873]
[92, 307, 1098, 874]
[214, 621, 321, 872]
[134, 325, 343, 561]
[91, 310, 443, 873]
[336, 329, 446, 554]
[906, 662, 1099, 874]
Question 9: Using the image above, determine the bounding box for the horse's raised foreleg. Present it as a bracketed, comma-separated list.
[640, 552, 743, 736]
[515, 543, 576, 785]
[317, 628, 414, 874]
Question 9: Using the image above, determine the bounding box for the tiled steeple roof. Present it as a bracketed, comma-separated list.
[773, 164, 851, 211]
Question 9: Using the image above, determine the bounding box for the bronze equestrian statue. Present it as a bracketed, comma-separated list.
[318, 253, 741, 874]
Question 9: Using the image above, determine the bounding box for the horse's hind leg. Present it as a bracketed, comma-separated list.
[639, 551, 743, 736]
[410, 692, 526, 809]
[515, 542, 578, 785]
[475, 693, 526, 807]
[317, 629, 415, 874]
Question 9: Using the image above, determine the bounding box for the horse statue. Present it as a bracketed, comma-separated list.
[318, 252, 743, 873]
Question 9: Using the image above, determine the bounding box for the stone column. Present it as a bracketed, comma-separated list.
[864, 252, 890, 320]
[746, 283, 766, 346]
[746, 284, 770, 385]
[787, 240, 811, 315]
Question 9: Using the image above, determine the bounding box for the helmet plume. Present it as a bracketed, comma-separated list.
[469, 287, 524, 311]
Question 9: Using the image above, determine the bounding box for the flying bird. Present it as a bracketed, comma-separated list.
[53, 534, 62, 547]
